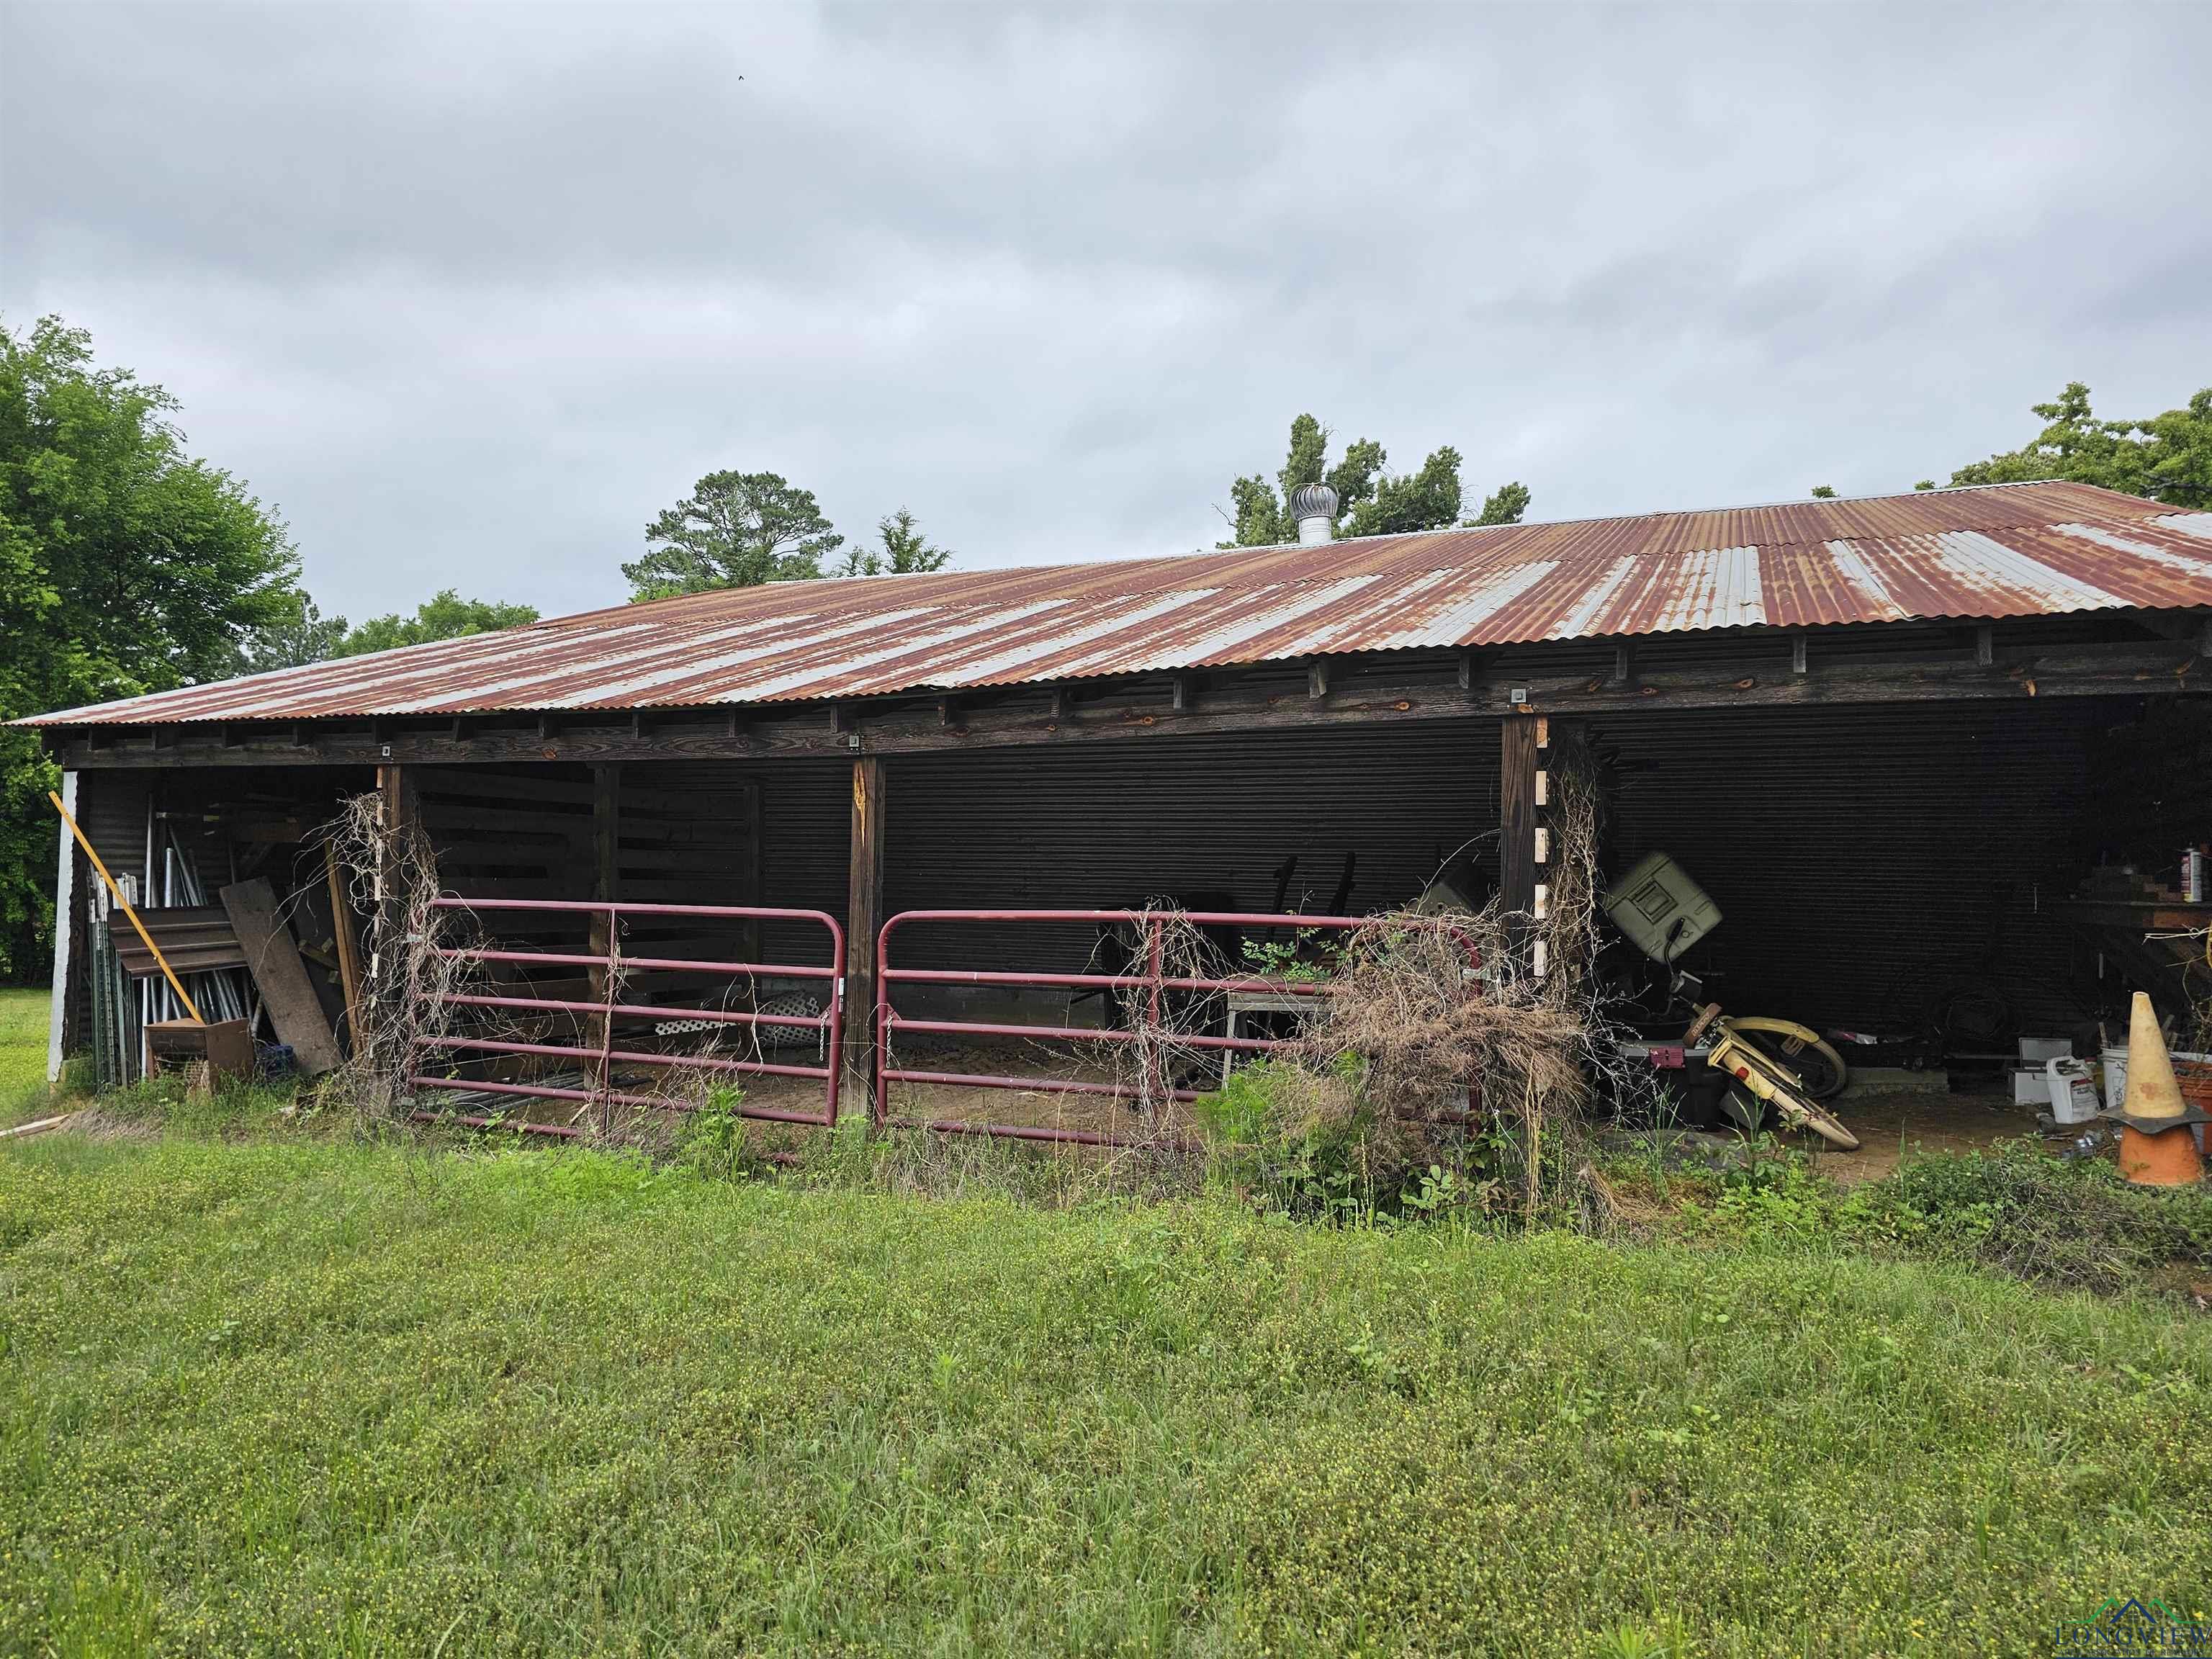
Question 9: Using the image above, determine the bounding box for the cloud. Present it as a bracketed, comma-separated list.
[4, 1, 2208, 621]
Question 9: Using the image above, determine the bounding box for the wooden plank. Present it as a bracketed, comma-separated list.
[220, 877, 343, 1076]
[325, 842, 363, 1048]
[842, 755, 885, 1100]
[1499, 715, 1540, 965]
[376, 765, 420, 1012]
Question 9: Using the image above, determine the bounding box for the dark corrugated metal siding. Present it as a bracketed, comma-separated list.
[76, 770, 150, 889]
[1593, 701, 2105, 1033]
[878, 726, 1498, 976]
[783, 702, 2108, 1038]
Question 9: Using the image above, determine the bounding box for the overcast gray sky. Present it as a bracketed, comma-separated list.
[4, 2, 2208, 624]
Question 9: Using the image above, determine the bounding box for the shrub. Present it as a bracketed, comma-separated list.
[1193, 1057, 1477, 1223]
[1840, 1140, 2212, 1295]
[667, 1084, 755, 1182]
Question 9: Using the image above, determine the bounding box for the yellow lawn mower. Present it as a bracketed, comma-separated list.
[1603, 852, 1860, 1151]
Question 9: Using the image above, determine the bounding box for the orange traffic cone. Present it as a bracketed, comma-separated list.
[2117, 992, 2202, 1187]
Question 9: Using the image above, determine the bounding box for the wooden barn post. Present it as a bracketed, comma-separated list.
[842, 755, 886, 1105]
[1498, 713, 1547, 978]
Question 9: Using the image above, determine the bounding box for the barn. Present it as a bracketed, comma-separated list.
[22, 478, 2212, 1151]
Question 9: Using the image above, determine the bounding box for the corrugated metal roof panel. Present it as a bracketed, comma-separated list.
[22, 480, 2212, 728]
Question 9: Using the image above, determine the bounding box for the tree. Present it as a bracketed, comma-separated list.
[837, 508, 954, 577]
[1470, 481, 1532, 527]
[240, 589, 540, 668]
[1949, 382, 2211, 508]
[0, 315, 302, 978]
[1810, 485, 1838, 498]
[624, 471, 844, 601]
[329, 590, 539, 657]
[1218, 415, 1530, 545]
[240, 594, 349, 671]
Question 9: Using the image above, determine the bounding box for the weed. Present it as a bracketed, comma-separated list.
[667, 1084, 754, 1182]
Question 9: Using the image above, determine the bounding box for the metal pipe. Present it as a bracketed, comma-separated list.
[408, 1074, 832, 1127]
[437, 946, 838, 979]
[441, 992, 827, 1029]
[880, 1112, 1199, 1152]
[884, 1015, 1301, 1053]
[880, 966, 1329, 994]
[418, 1034, 832, 1082]
[878, 1065, 1201, 1103]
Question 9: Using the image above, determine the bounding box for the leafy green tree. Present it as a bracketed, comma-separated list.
[330, 590, 539, 657]
[1810, 485, 1838, 498]
[837, 508, 954, 577]
[624, 471, 844, 600]
[1950, 382, 2211, 507]
[1218, 415, 1529, 545]
[0, 315, 302, 978]
[1470, 481, 1532, 526]
[242, 590, 539, 667]
[241, 594, 349, 670]
[1345, 446, 1464, 536]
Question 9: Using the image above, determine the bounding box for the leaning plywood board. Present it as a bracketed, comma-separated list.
[220, 877, 343, 1076]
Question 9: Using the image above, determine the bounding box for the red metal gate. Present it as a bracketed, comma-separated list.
[873, 907, 1385, 1148]
[408, 897, 845, 1136]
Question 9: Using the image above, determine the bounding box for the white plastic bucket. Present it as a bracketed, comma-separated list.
[2101, 1046, 2127, 1112]
[2046, 1057, 2100, 1125]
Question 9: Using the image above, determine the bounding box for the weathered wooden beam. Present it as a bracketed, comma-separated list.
[1307, 660, 1331, 701]
[842, 755, 886, 1110]
[1791, 633, 1809, 675]
[1975, 625, 1994, 667]
[43, 640, 2207, 771]
[1610, 642, 1635, 687]
[1499, 714, 1542, 971]
[1172, 675, 1192, 713]
[374, 765, 420, 1008]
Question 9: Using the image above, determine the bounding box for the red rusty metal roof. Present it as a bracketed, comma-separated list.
[24, 480, 2212, 726]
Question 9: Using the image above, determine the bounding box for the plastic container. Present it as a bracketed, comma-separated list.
[2102, 1046, 2127, 1112]
[2018, 1036, 2072, 1064]
[2046, 1057, 2100, 1125]
[1602, 851, 1723, 966]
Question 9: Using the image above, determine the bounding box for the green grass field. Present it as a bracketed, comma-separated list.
[1, 1127, 2207, 1657]
[0, 988, 53, 1125]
